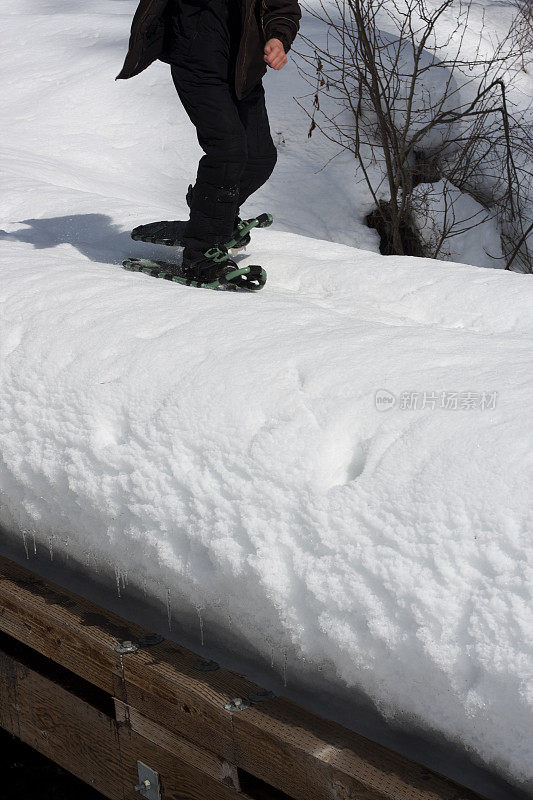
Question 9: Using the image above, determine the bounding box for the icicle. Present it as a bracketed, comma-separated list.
[282, 650, 288, 688]
[32, 532, 36, 555]
[196, 606, 204, 647]
[166, 588, 172, 631]
[21, 529, 29, 560]
[48, 535, 54, 561]
[115, 566, 122, 598]
[60, 536, 70, 565]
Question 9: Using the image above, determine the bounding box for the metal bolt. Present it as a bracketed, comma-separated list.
[134, 779, 151, 792]
[115, 640, 139, 654]
[224, 697, 251, 712]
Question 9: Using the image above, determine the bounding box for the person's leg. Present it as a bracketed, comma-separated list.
[235, 82, 278, 210]
[171, 65, 247, 260]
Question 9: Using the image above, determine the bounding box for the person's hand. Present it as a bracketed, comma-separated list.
[264, 38, 287, 70]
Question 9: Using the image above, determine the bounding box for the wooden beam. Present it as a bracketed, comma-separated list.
[0, 639, 125, 800]
[0, 555, 488, 800]
[0, 637, 247, 800]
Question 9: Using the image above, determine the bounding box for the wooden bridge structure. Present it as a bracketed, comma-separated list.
[0, 555, 487, 800]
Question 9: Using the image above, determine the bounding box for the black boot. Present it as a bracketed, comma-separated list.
[186, 183, 251, 249]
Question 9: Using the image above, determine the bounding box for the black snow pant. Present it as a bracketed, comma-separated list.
[166, 0, 278, 261]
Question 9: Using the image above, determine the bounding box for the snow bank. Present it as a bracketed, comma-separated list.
[1, 2, 533, 799]
[2, 231, 533, 797]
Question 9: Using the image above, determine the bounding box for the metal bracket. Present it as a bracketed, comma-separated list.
[135, 761, 161, 800]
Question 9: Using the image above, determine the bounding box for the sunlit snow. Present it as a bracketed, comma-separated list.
[1, 2, 532, 799]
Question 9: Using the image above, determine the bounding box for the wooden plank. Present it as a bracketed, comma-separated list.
[0, 557, 239, 758]
[0, 642, 125, 799]
[0, 639, 246, 800]
[0, 555, 488, 800]
[0, 559, 127, 693]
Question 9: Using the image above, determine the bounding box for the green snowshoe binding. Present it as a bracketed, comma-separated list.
[122, 244, 267, 292]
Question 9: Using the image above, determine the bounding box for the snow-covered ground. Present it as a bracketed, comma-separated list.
[1, 2, 532, 799]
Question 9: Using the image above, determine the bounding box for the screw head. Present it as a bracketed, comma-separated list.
[115, 640, 139, 654]
[224, 697, 251, 712]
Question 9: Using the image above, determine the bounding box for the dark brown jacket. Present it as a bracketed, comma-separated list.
[116, 0, 301, 99]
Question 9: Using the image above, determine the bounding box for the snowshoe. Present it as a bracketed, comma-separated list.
[122, 244, 266, 292]
[131, 213, 273, 253]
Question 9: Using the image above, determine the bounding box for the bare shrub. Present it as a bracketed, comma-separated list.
[512, 0, 533, 68]
[293, 0, 533, 271]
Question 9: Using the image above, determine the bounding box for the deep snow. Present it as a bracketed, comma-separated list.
[1, 2, 532, 799]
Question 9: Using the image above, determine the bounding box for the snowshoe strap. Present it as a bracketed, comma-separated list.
[215, 265, 267, 291]
[204, 245, 230, 263]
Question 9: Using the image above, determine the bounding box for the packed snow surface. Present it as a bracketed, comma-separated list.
[1, 2, 532, 799]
